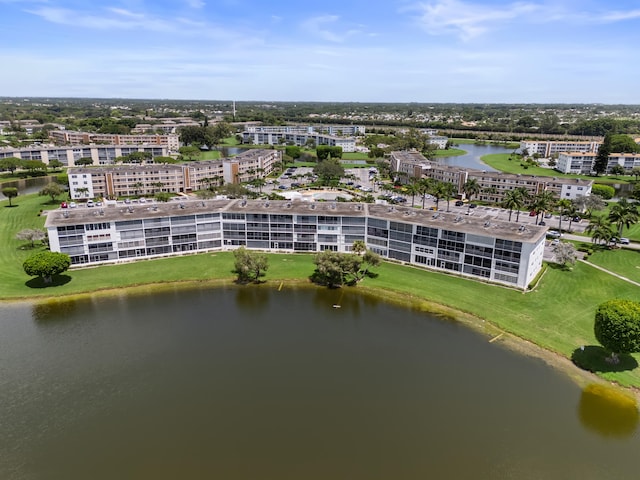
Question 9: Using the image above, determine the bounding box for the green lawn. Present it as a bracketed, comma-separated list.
[219, 136, 240, 146]
[3, 193, 640, 388]
[434, 148, 466, 158]
[481, 153, 630, 185]
[197, 150, 221, 160]
[584, 247, 640, 283]
[341, 152, 370, 160]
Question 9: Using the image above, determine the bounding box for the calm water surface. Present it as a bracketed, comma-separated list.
[1, 286, 638, 479]
[440, 143, 509, 171]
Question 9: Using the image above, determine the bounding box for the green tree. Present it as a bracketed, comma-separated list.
[75, 157, 94, 166]
[2, 187, 18, 206]
[15, 228, 46, 248]
[0, 157, 21, 174]
[440, 182, 457, 212]
[531, 190, 557, 225]
[552, 242, 577, 269]
[48, 160, 64, 170]
[502, 190, 522, 222]
[233, 247, 268, 283]
[155, 192, 172, 202]
[556, 198, 572, 232]
[406, 180, 421, 207]
[462, 178, 481, 203]
[608, 198, 639, 238]
[609, 134, 640, 154]
[313, 158, 345, 186]
[594, 133, 612, 176]
[312, 250, 361, 287]
[631, 166, 640, 180]
[610, 165, 626, 176]
[39, 183, 63, 202]
[594, 299, 640, 364]
[23, 251, 71, 284]
[179, 146, 201, 161]
[585, 215, 616, 245]
[285, 145, 302, 159]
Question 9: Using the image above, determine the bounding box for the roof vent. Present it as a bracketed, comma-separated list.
[432, 213, 440, 219]
[179, 203, 185, 209]
[518, 225, 526, 232]
[264, 201, 270, 208]
[455, 215, 462, 222]
[128, 206, 134, 213]
[241, 199, 247, 207]
[484, 221, 491, 228]
[310, 204, 316, 210]
[63, 211, 69, 218]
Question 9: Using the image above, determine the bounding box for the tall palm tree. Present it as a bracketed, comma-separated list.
[463, 178, 481, 203]
[420, 177, 435, 209]
[440, 182, 457, 212]
[502, 190, 521, 222]
[585, 215, 616, 245]
[556, 198, 572, 232]
[406, 180, 421, 207]
[608, 198, 639, 237]
[513, 187, 529, 222]
[531, 190, 557, 225]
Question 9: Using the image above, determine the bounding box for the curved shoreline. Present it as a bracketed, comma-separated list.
[17, 276, 640, 401]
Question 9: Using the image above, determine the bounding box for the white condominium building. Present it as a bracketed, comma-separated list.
[556, 152, 640, 175]
[49, 130, 180, 152]
[520, 140, 600, 157]
[45, 198, 546, 289]
[0, 144, 168, 166]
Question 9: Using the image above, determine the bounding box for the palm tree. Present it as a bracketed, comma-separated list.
[556, 198, 572, 232]
[406, 180, 421, 207]
[462, 178, 481, 203]
[585, 215, 616, 245]
[608, 198, 639, 237]
[440, 182, 457, 212]
[419, 177, 435, 209]
[513, 187, 529, 222]
[531, 190, 557, 225]
[502, 190, 522, 222]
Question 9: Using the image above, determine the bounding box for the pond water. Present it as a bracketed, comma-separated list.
[0, 176, 56, 198]
[438, 143, 511, 171]
[1, 286, 638, 479]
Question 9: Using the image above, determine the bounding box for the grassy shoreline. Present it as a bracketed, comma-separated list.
[3, 193, 640, 393]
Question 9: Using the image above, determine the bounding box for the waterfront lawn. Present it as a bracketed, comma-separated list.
[481, 153, 628, 185]
[3, 193, 640, 388]
[198, 150, 222, 160]
[434, 148, 466, 158]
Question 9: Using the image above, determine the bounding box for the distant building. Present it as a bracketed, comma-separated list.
[389, 150, 592, 202]
[67, 149, 281, 199]
[242, 125, 359, 152]
[45, 198, 546, 289]
[0, 144, 168, 166]
[49, 130, 180, 152]
[519, 140, 600, 157]
[556, 152, 640, 175]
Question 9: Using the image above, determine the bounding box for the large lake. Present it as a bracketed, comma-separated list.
[1, 285, 639, 479]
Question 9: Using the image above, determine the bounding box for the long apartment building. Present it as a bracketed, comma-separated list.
[556, 152, 640, 175]
[68, 149, 281, 200]
[519, 140, 600, 157]
[45, 198, 546, 289]
[242, 125, 357, 152]
[389, 151, 592, 202]
[49, 130, 180, 152]
[0, 144, 168, 166]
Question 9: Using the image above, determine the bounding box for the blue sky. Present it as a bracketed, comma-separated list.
[2, 0, 640, 103]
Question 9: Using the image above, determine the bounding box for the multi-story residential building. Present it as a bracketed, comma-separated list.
[67, 149, 282, 199]
[428, 136, 449, 149]
[556, 152, 640, 175]
[390, 151, 592, 203]
[0, 144, 168, 166]
[242, 125, 358, 152]
[45, 198, 546, 289]
[519, 140, 600, 157]
[49, 130, 180, 152]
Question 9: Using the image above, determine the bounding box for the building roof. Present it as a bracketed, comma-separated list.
[45, 198, 547, 243]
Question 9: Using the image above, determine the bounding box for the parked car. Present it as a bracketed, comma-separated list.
[620, 237, 630, 245]
[529, 211, 537, 216]
[468, 203, 477, 209]
[455, 200, 464, 207]
[86, 200, 95, 207]
[69, 202, 77, 208]
[538, 221, 546, 226]
[544, 212, 552, 219]
[547, 230, 562, 238]
[60, 202, 68, 208]
[550, 239, 560, 246]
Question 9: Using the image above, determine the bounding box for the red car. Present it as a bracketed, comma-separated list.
[529, 211, 536, 216]
[60, 202, 68, 209]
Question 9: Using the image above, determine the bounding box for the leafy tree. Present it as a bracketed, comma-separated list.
[594, 133, 612, 176]
[531, 190, 557, 225]
[0, 157, 21, 174]
[608, 198, 639, 237]
[75, 157, 94, 166]
[631, 166, 640, 181]
[440, 182, 457, 212]
[591, 184, 615, 200]
[575, 194, 606, 217]
[631, 183, 640, 201]
[155, 192, 172, 202]
[39, 183, 63, 202]
[21, 159, 47, 174]
[179, 146, 201, 161]
[556, 198, 572, 232]
[552, 242, 577, 269]
[23, 251, 71, 284]
[153, 156, 179, 164]
[16, 228, 46, 248]
[2, 187, 18, 206]
[502, 189, 523, 222]
[285, 145, 302, 159]
[609, 134, 640, 154]
[48, 160, 64, 170]
[312, 246, 380, 287]
[594, 299, 640, 364]
[233, 247, 268, 283]
[313, 158, 345, 186]
[610, 165, 626, 176]
[405, 180, 421, 207]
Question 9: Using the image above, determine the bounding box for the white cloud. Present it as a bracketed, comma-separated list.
[299, 15, 364, 43]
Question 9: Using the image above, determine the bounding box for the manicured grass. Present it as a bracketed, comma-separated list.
[219, 136, 240, 146]
[434, 148, 466, 158]
[584, 248, 640, 283]
[3, 193, 640, 388]
[198, 150, 221, 160]
[481, 153, 630, 185]
[342, 152, 370, 160]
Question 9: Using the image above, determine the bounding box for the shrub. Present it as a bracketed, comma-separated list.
[592, 184, 615, 200]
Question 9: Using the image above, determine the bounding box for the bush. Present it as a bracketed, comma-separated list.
[594, 299, 640, 362]
[592, 184, 615, 200]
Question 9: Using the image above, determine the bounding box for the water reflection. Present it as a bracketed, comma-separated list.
[235, 285, 271, 312]
[578, 384, 639, 438]
[32, 298, 81, 324]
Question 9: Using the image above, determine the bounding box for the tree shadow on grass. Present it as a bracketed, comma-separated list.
[25, 275, 72, 289]
[572, 345, 638, 373]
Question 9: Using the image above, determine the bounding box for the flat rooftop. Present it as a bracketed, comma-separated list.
[45, 198, 547, 243]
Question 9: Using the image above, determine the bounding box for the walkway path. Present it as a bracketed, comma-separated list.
[579, 259, 640, 287]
